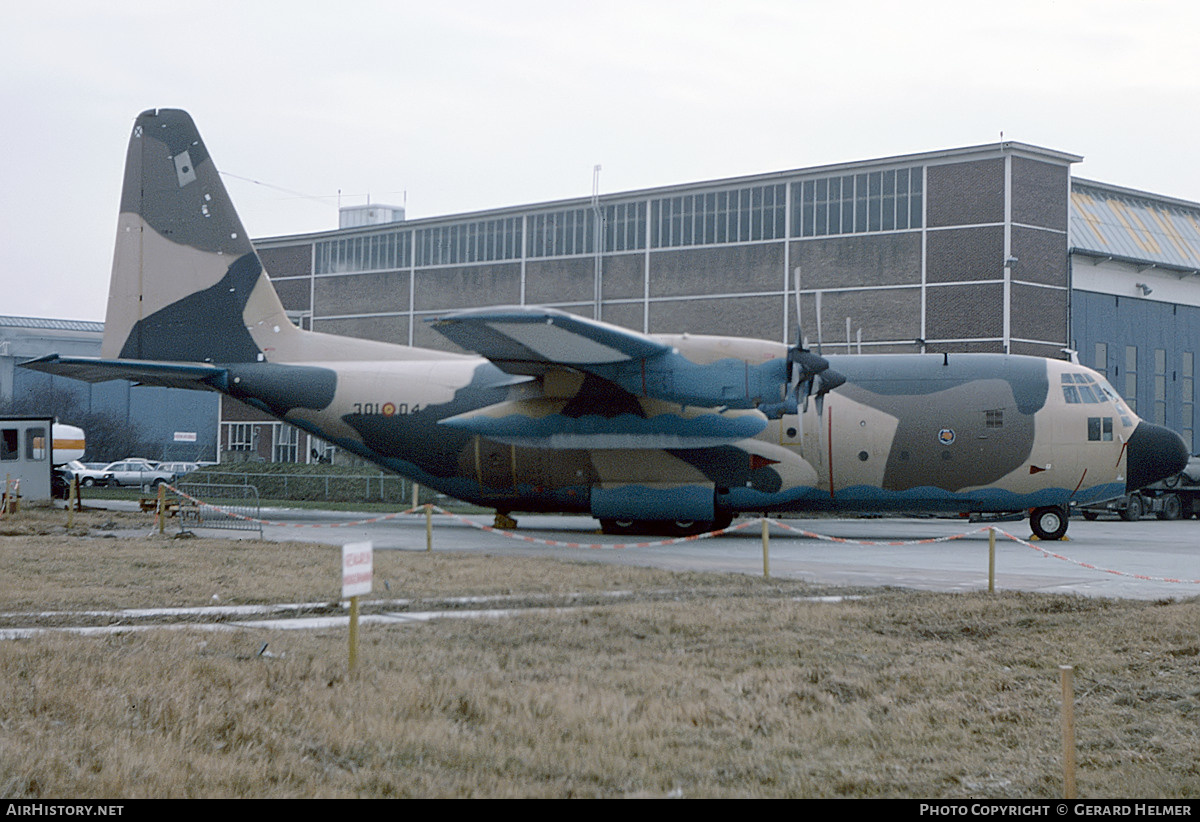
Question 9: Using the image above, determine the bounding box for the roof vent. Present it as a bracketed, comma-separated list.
[339, 204, 405, 229]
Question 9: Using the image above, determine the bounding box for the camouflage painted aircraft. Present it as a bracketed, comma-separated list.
[23, 109, 1189, 540]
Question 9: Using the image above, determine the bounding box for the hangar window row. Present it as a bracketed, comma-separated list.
[316, 230, 412, 275]
[795, 168, 923, 238]
[312, 169, 922, 273]
[528, 208, 596, 258]
[650, 184, 788, 248]
[316, 218, 526, 273]
[414, 217, 524, 267]
[526, 202, 648, 257]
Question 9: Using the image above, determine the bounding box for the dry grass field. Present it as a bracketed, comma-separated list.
[0, 506, 1198, 798]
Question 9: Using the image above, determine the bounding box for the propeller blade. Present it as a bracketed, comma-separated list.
[760, 268, 845, 421]
[811, 368, 846, 416]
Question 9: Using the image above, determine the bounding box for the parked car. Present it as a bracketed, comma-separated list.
[63, 460, 115, 488]
[157, 461, 200, 478]
[99, 459, 176, 488]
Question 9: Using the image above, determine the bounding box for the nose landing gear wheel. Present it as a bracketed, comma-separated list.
[1030, 506, 1069, 541]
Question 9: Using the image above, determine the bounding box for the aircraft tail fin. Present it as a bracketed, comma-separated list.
[102, 108, 295, 364]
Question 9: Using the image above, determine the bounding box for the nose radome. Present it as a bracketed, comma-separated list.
[1126, 422, 1189, 493]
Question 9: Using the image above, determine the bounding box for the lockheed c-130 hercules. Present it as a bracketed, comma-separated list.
[23, 109, 1189, 541]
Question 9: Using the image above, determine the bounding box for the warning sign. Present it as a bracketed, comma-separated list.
[342, 541, 373, 599]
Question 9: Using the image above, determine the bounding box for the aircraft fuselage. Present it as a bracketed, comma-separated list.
[220, 334, 1135, 523]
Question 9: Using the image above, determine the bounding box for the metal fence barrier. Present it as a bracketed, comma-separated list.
[185, 471, 419, 504]
[176, 483, 263, 538]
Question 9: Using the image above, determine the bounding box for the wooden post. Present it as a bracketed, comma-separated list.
[1061, 665, 1077, 799]
[348, 595, 360, 672]
[157, 481, 166, 535]
[412, 482, 420, 510]
[761, 517, 770, 579]
[1, 476, 16, 518]
[988, 527, 996, 593]
[425, 503, 433, 552]
[67, 478, 77, 529]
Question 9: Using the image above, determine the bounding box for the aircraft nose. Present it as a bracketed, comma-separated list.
[1125, 421, 1189, 493]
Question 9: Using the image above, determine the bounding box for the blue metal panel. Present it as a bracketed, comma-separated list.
[1072, 291, 1200, 450]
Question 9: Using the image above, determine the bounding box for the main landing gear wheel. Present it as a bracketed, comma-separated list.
[599, 512, 733, 538]
[1030, 506, 1069, 541]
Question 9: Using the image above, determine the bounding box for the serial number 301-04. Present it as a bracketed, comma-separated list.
[353, 402, 420, 416]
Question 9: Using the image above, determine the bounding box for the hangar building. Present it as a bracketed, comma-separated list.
[8, 140, 1199, 464]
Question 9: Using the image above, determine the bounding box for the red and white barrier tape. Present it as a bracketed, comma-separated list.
[767, 518, 990, 545]
[161, 488, 1200, 583]
[993, 527, 1200, 585]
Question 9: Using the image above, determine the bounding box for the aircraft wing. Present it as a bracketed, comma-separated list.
[429, 306, 672, 374]
[20, 354, 226, 391]
[430, 305, 786, 413]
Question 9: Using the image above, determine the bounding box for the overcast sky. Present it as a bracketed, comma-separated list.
[4, 0, 1199, 321]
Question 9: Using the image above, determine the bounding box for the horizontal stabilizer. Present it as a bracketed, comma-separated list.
[20, 354, 226, 391]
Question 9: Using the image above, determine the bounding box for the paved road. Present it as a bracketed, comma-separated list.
[136, 503, 1200, 601]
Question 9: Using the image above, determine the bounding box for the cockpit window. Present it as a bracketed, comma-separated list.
[1062, 372, 1100, 403]
[1093, 375, 1135, 426]
[1062, 372, 1136, 427]
[1062, 372, 1107, 405]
